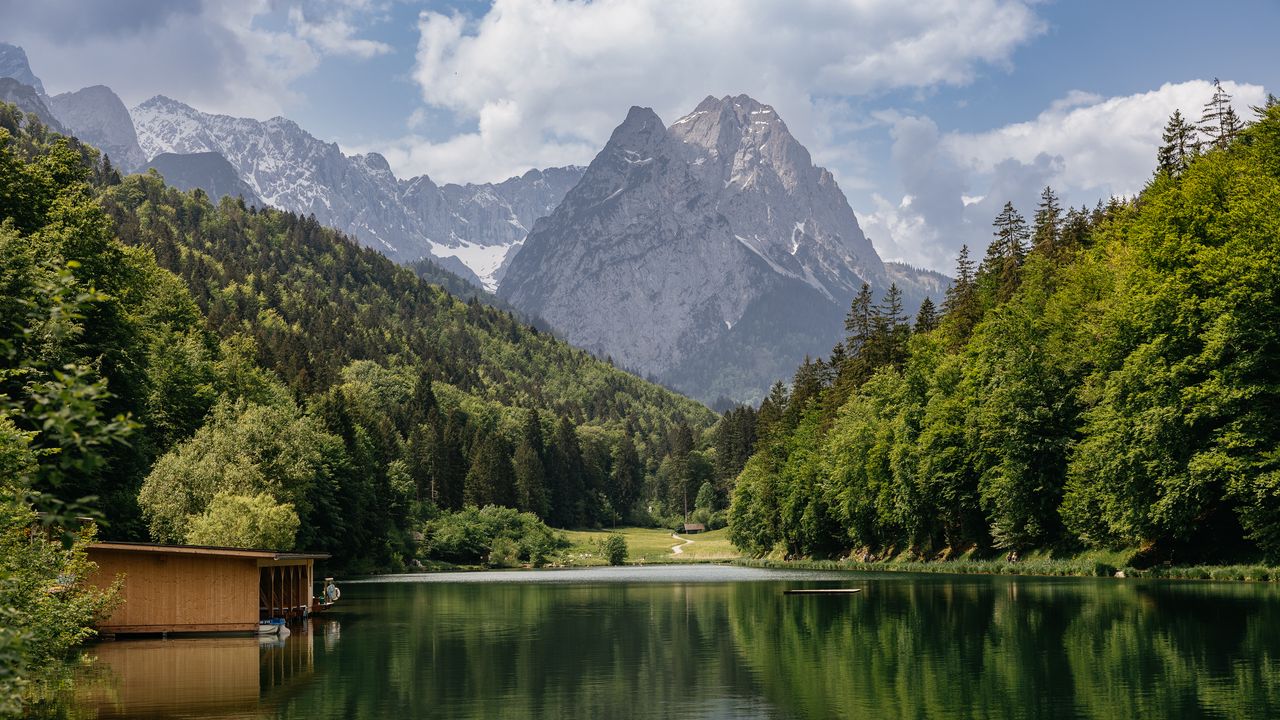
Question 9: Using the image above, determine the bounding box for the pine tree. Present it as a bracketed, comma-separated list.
[844, 283, 875, 354]
[1089, 199, 1106, 227]
[609, 435, 643, 517]
[866, 283, 909, 369]
[914, 296, 939, 334]
[943, 245, 974, 316]
[1252, 93, 1280, 120]
[1157, 110, 1196, 176]
[464, 429, 515, 509]
[546, 417, 586, 527]
[437, 410, 469, 510]
[1031, 186, 1062, 258]
[839, 283, 876, 388]
[987, 201, 1029, 302]
[1059, 205, 1091, 253]
[1200, 78, 1242, 150]
[667, 423, 695, 520]
[711, 406, 757, 489]
[789, 356, 826, 412]
[755, 381, 789, 438]
[398, 375, 437, 436]
[943, 244, 979, 344]
[405, 423, 432, 504]
[513, 410, 548, 517]
[827, 341, 848, 373]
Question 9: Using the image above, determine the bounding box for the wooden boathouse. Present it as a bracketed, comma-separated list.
[86, 542, 329, 635]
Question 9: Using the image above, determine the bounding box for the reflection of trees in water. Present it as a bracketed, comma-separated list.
[727, 580, 1280, 719]
[270, 583, 768, 719]
[62, 581, 1280, 719]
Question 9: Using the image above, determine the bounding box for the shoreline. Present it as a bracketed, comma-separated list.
[732, 557, 1280, 582]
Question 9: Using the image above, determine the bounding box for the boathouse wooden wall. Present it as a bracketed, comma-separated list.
[89, 548, 260, 633]
[85, 543, 328, 635]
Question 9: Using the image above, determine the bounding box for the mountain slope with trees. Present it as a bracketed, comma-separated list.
[727, 88, 1280, 566]
[0, 100, 715, 582]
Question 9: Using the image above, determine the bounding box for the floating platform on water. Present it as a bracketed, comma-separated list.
[783, 588, 863, 595]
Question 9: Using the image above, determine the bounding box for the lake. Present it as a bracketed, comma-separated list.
[61, 564, 1280, 718]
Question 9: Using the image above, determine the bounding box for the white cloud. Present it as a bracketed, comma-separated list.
[1, 0, 387, 118]
[289, 5, 392, 59]
[945, 79, 1265, 198]
[395, 0, 1045, 182]
[862, 79, 1268, 272]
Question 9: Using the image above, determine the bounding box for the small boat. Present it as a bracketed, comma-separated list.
[258, 618, 288, 635]
[312, 577, 341, 614]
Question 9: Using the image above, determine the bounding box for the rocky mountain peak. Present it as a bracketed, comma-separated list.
[608, 106, 668, 149]
[500, 95, 888, 402]
[138, 95, 192, 112]
[670, 93, 812, 193]
[357, 151, 393, 176]
[0, 78, 64, 132]
[49, 85, 146, 172]
[0, 43, 44, 96]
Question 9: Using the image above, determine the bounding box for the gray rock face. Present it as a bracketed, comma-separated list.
[145, 152, 263, 206]
[131, 95, 583, 288]
[49, 85, 146, 172]
[500, 95, 892, 404]
[0, 78, 65, 132]
[0, 44, 44, 96]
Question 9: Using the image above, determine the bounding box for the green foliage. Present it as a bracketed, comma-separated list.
[99, 171, 713, 439]
[0, 99, 721, 711]
[603, 534, 628, 565]
[137, 398, 337, 543]
[420, 505, 567, 566]
[729, 99, 1280, 566]
[184, 492, 300, 550]
[0, 494, 118, 714]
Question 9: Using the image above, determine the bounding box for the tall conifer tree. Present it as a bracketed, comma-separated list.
[914, 296, 939, 334]
[1031, 186, 1062, 258]
[1158, 110, 1196, 176]
[1200, 79, 1242, 150]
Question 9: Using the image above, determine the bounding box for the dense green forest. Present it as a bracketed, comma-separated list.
[0, 99, 716, 573]
[727, 87, 1280, 566]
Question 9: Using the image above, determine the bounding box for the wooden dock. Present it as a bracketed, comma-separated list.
[783, 588, 864, 595]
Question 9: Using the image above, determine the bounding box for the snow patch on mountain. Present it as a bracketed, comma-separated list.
[132, 95, 582, 285]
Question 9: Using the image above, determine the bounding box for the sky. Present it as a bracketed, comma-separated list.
[2, 0, 1275, 273]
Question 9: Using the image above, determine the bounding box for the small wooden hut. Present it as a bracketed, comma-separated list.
[86, 542, 329, 635]
[680, 522, 706, 534]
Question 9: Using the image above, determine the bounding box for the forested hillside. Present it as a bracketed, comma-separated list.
[727, 89, 1280, 565]
[0, 101, 714, 574]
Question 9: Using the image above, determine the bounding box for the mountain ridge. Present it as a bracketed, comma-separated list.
[131, 94, 584, 288]
[501, 95, 916, 404]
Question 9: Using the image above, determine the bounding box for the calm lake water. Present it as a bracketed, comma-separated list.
[61, 564, 1280, 719]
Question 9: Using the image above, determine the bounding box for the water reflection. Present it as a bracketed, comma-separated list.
[73, 621, 319, 719]
[59, 568, 1280, 719]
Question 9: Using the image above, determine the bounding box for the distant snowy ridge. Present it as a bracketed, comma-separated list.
[132, 95, 582, 288]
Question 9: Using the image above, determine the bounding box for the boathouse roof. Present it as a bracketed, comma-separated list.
[90, 541, 330, 561]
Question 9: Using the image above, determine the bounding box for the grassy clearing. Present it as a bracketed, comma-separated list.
[675, 529, 739, 561]
[559, 527, 741, 565]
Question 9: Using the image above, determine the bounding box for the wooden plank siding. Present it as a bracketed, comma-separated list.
[89, 549, 259, 633]
[86, 543, 328, 634]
